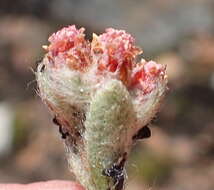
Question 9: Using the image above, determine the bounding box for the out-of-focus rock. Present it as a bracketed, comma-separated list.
[0, 16, 51, 100]
[0, 16, 50, 73]
[0, 103, 14, 156]
[171, 136, 198, 163]
[179, 35, 214, 85]
[181, 35, 214, 68]
[210, 73, 214, 90]
[145, 127, 173, 157]
[0, 100, 72, 183]
[50, 0, 214, 55]
[145, 128, 197, 163]
[171, 165, 214, 190]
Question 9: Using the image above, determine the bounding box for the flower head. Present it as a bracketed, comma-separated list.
[91, 28, 142, 86]
[36, 25, 168, 190]
[45, 25, 91, 71]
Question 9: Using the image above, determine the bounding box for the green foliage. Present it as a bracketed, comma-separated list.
[128, 148, 172, 185]
[12, 113, 29, 151]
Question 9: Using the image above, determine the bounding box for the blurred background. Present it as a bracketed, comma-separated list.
[0, 0, 214, 189]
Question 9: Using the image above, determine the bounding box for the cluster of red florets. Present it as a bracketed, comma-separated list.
[94, 28, 141, 72]
[131, 60, 166, 93]
[47, 25, 90, 71]
[91, 28, 142, 85]
[44, 25, 165, 94]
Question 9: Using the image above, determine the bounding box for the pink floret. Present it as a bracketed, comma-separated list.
[46, 25, 90, 71]
[92, 28, 142, 85]
[97, 28, 141, 71]
[131, 60, 166, 94]
[48, 25, 85, 56]
[144, 61, 163, 76]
